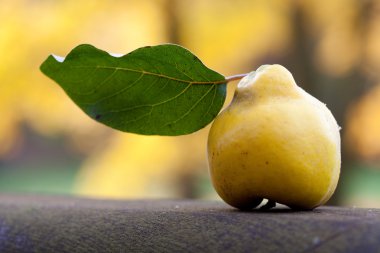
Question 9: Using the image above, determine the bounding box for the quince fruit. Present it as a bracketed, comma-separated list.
[207, 65, 341, 210]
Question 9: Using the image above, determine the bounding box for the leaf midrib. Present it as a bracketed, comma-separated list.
[71, 65, 227, 85]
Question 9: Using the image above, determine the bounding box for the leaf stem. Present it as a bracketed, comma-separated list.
[225, 73, 249, 83]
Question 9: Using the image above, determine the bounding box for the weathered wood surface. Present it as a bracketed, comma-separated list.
[0, 194, 379, 253]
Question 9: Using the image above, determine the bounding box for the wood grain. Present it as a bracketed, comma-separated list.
[0, 194, 379, 253]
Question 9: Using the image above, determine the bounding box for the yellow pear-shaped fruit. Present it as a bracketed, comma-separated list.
[207, 65, 341, 210]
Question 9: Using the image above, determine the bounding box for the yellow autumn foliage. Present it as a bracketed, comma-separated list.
[346, 85, 380, 160]
[75, 130, 210, 198]
[1, 0, 380, 200]
[0, 0, 167, 153]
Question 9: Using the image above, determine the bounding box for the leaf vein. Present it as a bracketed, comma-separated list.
[71, 68, 119, 95]
[164, 84, 215, 127]
[99, 82, 192, 114]
[81, 73, 145, 106]
[203, 85, 218, 118]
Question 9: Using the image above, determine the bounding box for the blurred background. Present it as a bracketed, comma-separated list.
[1, 0, 380, 207]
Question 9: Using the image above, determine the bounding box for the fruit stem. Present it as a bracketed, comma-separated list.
[225, 73, 249, 83]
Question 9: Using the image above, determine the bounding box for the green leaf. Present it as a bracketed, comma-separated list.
[40, 44, 227, 135]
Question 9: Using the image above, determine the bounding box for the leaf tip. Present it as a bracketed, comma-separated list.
[40, 54, 64, 73]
